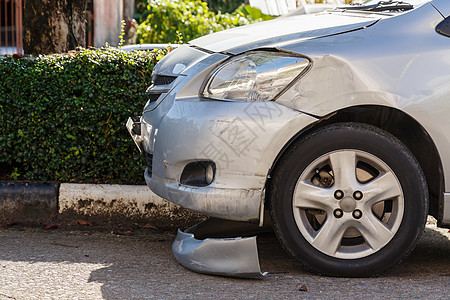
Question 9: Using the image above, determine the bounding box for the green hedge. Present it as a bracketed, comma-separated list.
[0, 47, 163, 183]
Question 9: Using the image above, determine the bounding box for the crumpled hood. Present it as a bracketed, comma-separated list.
[190, 12, 381, 54]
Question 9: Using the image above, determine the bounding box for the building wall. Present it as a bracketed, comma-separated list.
[123, 0, 134, 20]
[93, 0, 135, 47]
[94, 0, 122, 47]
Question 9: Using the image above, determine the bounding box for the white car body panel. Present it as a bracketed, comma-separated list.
[130, 0, 450, 225]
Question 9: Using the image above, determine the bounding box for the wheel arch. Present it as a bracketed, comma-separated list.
[267, 105, 444, 221]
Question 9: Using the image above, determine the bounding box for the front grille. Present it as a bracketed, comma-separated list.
[148, 93, 161, 103]
[145, 152, 153, 176]
[153, 75, 177, 85]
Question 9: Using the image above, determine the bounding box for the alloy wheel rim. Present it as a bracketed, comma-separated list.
[292, 149, 404, 259]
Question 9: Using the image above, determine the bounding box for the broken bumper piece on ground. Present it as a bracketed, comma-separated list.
[171, 218, 269, 278]
[172, 230, 266, 278]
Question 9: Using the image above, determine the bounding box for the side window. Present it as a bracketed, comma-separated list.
[436, 17, 450, 37]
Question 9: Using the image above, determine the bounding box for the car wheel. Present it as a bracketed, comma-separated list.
[268, 123, 428, 277]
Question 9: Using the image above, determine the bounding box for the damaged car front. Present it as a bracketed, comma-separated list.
[129, 0, 450, 277]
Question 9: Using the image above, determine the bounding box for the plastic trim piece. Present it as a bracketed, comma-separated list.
[172, 230, 267, 278]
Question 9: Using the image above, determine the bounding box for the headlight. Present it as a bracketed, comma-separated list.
[201, 51, 310, 102]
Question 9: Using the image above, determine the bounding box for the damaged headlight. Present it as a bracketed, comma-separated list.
[201, 51, 310, 102]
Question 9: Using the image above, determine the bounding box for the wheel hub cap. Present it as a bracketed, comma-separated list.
[340, 197, 356, 212]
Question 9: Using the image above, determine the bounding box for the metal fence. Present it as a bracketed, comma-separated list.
[0, 0, 23, 54]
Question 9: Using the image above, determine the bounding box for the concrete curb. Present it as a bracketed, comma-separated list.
[0, 182, 205, 228]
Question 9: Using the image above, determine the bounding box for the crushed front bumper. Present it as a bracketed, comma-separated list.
[140, 99, 318, 221]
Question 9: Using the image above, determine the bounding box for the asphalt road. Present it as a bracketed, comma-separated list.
[0, 219, 448, 299]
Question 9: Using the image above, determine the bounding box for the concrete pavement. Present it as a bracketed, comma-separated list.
[0, 218, 448, 299]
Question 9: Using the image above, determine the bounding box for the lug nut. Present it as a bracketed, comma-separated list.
[334, 209, 344, 218]
[353, 209, 363, 219]
[334, 190, 344, 200]
[353, 191, 363, 200]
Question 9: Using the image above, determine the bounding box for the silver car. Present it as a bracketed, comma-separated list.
[128, 0, 450, 277]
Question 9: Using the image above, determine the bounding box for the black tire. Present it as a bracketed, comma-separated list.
[268, 123, 428, 277]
